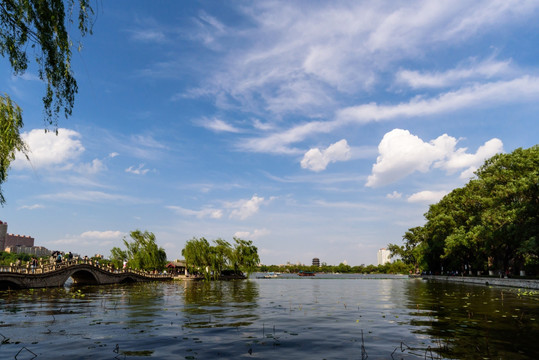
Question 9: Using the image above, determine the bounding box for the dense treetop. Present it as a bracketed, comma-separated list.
[389, 145, 539, 276]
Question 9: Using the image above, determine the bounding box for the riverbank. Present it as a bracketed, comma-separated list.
[420, 275, 539, 290]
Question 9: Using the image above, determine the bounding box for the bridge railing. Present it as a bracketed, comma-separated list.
[0, 260, 172, 279]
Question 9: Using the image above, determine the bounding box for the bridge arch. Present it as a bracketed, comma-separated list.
[0, 279, 22, 290]
[69, 269, 99, 285]
[119, 276, 137, 284]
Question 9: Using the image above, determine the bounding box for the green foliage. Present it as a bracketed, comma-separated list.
[0, 94, 28, 205]
[0, 251, 34, 265]
[0, 0, 94, 126]
[0, 0, 94, 205]
[109, 246, 127, 269]
[109, 230, 167, 271]
[394, 145, 539, 275]
[181, 237, 260, 280]
[230, 237, 260, 277]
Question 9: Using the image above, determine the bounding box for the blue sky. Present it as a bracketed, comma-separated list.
[2, 1, 538, 266]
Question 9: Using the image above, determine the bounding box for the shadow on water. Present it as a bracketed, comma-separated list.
[181, 280, 260, 328]
[402, 279, 539, 359]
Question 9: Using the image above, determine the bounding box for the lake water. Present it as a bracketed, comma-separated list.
[0, 274, 538, 359]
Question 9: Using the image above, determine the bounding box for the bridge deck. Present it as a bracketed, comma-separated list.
[0, 260, 172, 289]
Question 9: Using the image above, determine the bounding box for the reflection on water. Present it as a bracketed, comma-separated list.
[402, 279, 539, 360]
[182, 280, 259, 328]
[0, 277, 537, 359]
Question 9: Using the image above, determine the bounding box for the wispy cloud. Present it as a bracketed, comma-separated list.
[125, 163, 152, 175]
[17, 204, 45, 210]
[182, 1, 539, 119]
[239, 76, 538, 154]
[166, 205, 223, 219]
[396, 58, 515, 88]
[234, 228, 270, 240]
[128, 29, 167, 43]
[40, 190, 150, 204]
[80, 230, 125, 239]
[196, 117, 242, 133]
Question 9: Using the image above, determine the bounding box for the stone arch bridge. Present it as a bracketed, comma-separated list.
[0, 261, 172, 290]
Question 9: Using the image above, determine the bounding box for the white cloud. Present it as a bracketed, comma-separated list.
[17, 204, 44, 210]
[227, 195, 265, 220]
[407, 190, 448, 204]
[13, 128, 84, 169]
[234, 228, 270, 240]
[197, 117, 242, 133]
[125, 163, 150, 175]
[366, 129, 503, 187]
[301, 139, 351, 172]
[437, 138, 504, 176]
[109, 152, 119, 158]
[167, 205, 223, 219]
[80, 230, 125, 239]
[386, 191, 402, 199]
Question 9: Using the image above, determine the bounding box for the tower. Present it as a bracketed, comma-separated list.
[0, 221, 7, 251]
[377, 248, 391, 265]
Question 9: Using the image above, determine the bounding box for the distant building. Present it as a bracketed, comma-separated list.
[312, 258, 320, 267]
[0, 220, 50, 256]
[5, 245, 51, 257]
[377, 248, 391, 266]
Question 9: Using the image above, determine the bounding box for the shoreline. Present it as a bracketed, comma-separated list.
[419, 274, 539, 290]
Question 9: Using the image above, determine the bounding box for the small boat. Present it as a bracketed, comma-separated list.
[256, 272, 280, 279]
[298, 271, 315, 276]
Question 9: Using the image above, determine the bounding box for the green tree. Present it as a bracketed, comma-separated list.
[112, 230, 167, 272]
[109, 246, 127, 269]
[0, 0, 94, 204]
[230, 237, 260, 277]
[396, 145, 538, 276]
[212, 238, 232, 280]
[181, 237, 260, 280]
[182, 237, 212, 279]
[388, 226, 426, 273]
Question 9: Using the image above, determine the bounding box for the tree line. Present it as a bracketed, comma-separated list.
[388, 146, 538, 276]
[259, 261, 412, 275]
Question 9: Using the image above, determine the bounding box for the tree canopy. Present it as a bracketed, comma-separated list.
[389, 145, 539, 276]
[0, 0, 94, 205]
[109, 230, 167, 272]
[181, 237, 260, 280]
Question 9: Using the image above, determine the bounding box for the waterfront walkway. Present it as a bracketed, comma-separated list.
[0, 260, 172, 289]
[421, 275, 539, 290]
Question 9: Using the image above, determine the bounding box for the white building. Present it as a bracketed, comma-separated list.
[377, 248, 391, 266]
